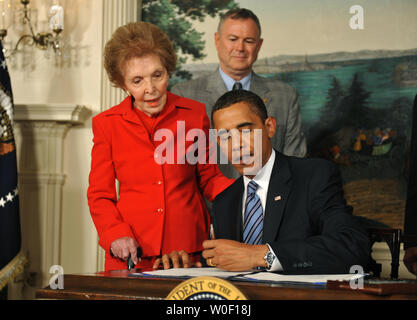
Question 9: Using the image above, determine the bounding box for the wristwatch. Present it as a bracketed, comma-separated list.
[264, 244, 276, 271]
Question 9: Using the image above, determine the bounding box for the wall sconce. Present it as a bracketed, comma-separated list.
[0, 0, 64, 57]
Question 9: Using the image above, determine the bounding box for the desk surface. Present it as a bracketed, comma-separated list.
[36, 269, 417, 300]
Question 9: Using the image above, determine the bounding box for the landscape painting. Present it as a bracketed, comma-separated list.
[139, 0, 417, 229]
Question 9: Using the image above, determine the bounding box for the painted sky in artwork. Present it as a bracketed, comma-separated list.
[192, 0, 417, 63]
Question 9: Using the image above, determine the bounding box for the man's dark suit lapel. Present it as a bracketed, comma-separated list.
[263, 152, 292, 243]
[215, 177, 244, 241]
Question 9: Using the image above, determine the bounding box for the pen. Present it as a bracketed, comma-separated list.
[210, 223, 216, 240]
[110, 247, 142, 270]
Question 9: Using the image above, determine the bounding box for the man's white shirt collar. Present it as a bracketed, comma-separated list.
[243, 149, 276, 197]
[219, 67, 252, 91]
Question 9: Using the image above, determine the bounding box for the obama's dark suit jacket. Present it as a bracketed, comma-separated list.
[211, 151, 372, 274]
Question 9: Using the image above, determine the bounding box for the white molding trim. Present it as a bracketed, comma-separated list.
[14, 104, 92, 124]
[13, 105, 91, 289]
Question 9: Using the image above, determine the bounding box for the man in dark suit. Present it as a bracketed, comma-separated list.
[202, 90, 371, 274]
[171, 8, 306, 179]
[403, 94, 417, 276]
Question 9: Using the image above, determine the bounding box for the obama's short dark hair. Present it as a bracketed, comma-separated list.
[211, 90, 268, 124]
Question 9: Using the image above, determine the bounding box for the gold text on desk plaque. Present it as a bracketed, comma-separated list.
[166, 276, 248, 300]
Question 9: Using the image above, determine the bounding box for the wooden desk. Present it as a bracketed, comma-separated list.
[36, 269, 417, 300]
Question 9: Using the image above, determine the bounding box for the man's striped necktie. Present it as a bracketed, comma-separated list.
[243, 180, 263, 245]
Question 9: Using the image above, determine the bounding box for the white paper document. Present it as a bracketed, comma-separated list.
[139, 268, 253, 279]
[133, 268, 365, 284]
[244, 272, 365, 284]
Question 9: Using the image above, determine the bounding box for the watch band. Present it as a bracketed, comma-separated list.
[264, 243, 276, 270]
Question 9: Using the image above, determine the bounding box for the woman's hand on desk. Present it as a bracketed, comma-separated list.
[110, 237, 140, 264]
[153, 250, 203, 270]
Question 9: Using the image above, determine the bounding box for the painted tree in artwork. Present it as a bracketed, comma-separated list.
[341, 73, 372, 128]
[140, 0, 238, 81]
[320, 76, 344, 132]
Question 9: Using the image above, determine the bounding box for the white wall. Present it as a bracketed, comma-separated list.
[7, 0, 138, 299]
[9, 0, 104, 276]
[9, 0, 102, 106]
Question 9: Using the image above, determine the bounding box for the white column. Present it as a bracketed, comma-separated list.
[96, 0, 138, 271]
[100, 0, 138, 112]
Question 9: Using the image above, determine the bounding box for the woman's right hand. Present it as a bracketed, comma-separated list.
[110, 236, 139, 265]
[152, 250, 203, 270]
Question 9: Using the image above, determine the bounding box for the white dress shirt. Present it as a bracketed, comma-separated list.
[219, 67, 252, 91]
[242, 150, 283, 272]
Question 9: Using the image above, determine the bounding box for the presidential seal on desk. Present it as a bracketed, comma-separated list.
[166, 276, 248, 300]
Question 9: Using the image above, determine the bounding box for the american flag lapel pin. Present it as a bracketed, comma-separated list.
[274, 195, 282, 201]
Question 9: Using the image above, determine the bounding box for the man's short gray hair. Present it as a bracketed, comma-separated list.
[217, 8, 262, 37]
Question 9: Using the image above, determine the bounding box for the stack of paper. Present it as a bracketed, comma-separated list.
[132, 268, 365, 285]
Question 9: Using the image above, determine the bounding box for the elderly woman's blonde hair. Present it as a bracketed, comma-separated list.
[104, 22, 176, 88]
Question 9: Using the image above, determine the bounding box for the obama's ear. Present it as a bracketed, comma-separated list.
[265, 116, 276, 139]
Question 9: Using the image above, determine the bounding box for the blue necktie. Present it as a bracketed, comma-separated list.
[243, 180, 263, 245]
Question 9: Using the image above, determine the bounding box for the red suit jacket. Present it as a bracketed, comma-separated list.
[87, 92, 233, 271]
